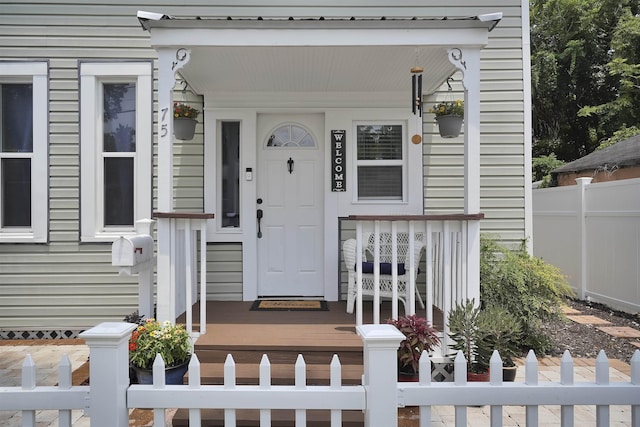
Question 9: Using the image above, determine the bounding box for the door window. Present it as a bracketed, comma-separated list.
[266, 124, 316, 148]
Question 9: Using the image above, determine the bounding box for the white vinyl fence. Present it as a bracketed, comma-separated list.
[533, 177, 640, 314]
[1, 322, 639, 427]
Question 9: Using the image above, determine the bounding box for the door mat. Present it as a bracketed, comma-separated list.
[250, 300, 329, 311]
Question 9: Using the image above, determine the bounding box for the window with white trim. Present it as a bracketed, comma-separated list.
[355, 123, 405, 201]
[80, 62, 152, 242]
[0, 62, 48, 243]
[219, 121, 240, 228]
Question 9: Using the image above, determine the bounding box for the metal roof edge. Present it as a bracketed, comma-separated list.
[137, 10, 502, 32]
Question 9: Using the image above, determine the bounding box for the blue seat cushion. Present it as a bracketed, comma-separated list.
[355, 262, 411, 275]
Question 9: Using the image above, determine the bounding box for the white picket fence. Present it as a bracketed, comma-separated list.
[1, 322, 639, 427]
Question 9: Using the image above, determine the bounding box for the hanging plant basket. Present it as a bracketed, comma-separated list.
[174, 117, 197, 141]
[435, 115, 463, 138]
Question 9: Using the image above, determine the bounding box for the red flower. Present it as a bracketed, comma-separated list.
[129, 342, 137, 351]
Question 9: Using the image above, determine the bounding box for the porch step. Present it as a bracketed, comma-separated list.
[172, 409, 364, 427]
[172, 301, 366, 426]
[194, 348, 363, 366]
[192, 361, 363, 385]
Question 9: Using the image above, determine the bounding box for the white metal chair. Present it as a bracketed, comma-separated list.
[343, 232, 426, 314]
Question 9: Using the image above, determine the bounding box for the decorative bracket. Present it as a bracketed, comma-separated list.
[448, 48, 468, 90]
[172, 47, 191, 73]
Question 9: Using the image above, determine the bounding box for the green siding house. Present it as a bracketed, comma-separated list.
[0, 1, 531, 336]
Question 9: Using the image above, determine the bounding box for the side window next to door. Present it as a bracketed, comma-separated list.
[79, 62, 152, 242]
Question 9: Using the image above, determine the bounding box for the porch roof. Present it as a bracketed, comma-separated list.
[138, 11, 501, 98]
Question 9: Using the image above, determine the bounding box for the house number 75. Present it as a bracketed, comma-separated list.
[160, 107, 169, 137]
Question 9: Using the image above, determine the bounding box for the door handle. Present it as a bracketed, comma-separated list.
[257, 208, 263, 238]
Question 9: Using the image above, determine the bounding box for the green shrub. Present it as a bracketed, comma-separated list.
[480, 236, 574, 355]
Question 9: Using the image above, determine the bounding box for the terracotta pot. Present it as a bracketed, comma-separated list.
[436, 115, 463, 138]
[466, 370, 490, 382]
[132, 359, 189, 385]
[398, 370, 420, 382]
[174, 117, 197, 140]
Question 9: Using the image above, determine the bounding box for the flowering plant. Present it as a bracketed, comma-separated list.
[129, 319, 191, 369]
[429, 100, 464, 117]
[173, 102, 200, 120]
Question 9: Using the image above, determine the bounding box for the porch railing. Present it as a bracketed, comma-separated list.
[346, 214, 483, 351]
[2, 322, 638, 427]
[154, 212, 214, 340]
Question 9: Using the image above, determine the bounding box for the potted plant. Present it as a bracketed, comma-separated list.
[482, 305, 522, 381]
[173, 102, 200, 140]
[429, 99, 464, 138]
[387, 314, 440, 381]
[128, 318, 192, 384]
[447, 299, 492, 381]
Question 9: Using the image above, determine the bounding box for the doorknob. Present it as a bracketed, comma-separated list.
[256, 208, 263, 238]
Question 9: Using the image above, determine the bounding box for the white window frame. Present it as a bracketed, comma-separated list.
[204, 109, 255, 242]
[353, 120, 407, 203]
[80, 62, 152, 242]
[0, 62, 48, 243]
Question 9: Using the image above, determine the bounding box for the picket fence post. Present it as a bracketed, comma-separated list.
[79, 322, 138, 427]
[357, 324, 404, 427]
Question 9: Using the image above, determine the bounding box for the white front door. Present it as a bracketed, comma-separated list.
[256, 114, 324, 297]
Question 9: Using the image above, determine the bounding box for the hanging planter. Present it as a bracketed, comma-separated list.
[174, 117, 197, 140]
[173, 102, 200, 141]
[435, 115, 463, 138]
[429, 99, 464, 139]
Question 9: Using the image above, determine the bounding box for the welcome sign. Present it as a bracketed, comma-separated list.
[331, 130, 346, 192]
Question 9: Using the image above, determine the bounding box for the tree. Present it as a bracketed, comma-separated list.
[579, 10, 640, 134]
[531, 0, 640, 162]
[532, 153, 564, 187]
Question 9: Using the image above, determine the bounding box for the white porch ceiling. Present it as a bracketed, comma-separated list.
[139, 13, 502, 98]
[181, 45, 456, 96]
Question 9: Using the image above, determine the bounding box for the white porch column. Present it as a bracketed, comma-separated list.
[156, 47, 191, 323]
[449, 47, 482, 302]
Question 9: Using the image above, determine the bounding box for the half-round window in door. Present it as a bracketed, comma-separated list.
[266, 123, 316, 148]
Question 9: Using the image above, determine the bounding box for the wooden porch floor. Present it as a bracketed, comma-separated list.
[173, 301, 444, 426]
[182, 300, 444, 353]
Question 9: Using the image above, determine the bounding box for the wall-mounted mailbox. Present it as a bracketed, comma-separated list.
[112, 235, 154, 268]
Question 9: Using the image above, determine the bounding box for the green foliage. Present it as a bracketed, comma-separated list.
[447, 299, 492, 374]
[596, 126, 640, 150]
[482, 306, 522, 367]
[532, 153, 565, 183]
[578, 10, 640, 132]
[531, 0, 640, 161]
[129, 319, 192, 369]
[480, 236, 574, 355]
